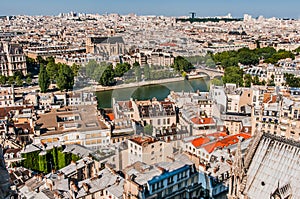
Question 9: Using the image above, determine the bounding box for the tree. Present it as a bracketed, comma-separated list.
[252, 76, 261, 85]
[15, 76, 23, 86]
[211, 78, 223, 86]
[46, 56, 55, 63]
[85, 60, 99, 78]
[143, 64, 150, 80]
[46, 61, 59, 82]
[38, 64, 50, 93]
[238, 50, 259, 65]
[71, 63, 80, 77]
[172, 56, 193, 72]
[0, 75, 7, 85]
[99, 64, 115, 86]
[7, 76, 15, 85]
[26, 76, 32, 85]
[205, 58, 216, 68]
[56, 64, 74, 91]
[222, 66, 244, 86]
[13, 71, 24, 79]
[36, 55, 47, 66]
[284, 73, 300, 87]
[133, 62, 141, 82]
[114, 63, 131, 77]
[144, 124, 153, 136]
[267, 74, 275, 86]
[244, 74, 252, 87]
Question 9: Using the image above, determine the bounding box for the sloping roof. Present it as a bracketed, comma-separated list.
[202, 133, 251, 153]
[244, 133, 300, 198]
[191, 117, 215, 125]
[107, 113, 115, 121]
[191, 137, 210, 148]
[90, 37, 124, 44]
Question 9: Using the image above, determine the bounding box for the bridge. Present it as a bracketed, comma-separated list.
[194, 67, 224, 79]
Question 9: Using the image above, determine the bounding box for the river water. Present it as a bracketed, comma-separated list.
[96, 77, 210, 108]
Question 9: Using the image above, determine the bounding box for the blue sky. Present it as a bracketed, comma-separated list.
[1, 0, 299, 18]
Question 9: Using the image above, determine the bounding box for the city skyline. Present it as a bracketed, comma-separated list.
[1, 0, 300, 18]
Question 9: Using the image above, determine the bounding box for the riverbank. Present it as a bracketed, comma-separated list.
[78, 74, 207, 92]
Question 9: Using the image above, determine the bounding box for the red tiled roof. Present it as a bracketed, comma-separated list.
[191, 117, 215, 125]
[263, 93, 277, 104]
[191, 132, 227, 148]
[202, 133, 251, 153]
[107, 113, 115, 121]
[192, 137, 210, 148]
[130, 136, 156, 145]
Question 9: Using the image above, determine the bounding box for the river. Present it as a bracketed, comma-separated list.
[96, 77, 210, 108]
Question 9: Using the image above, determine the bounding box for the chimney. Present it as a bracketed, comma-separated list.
[82, 182, 89, 193]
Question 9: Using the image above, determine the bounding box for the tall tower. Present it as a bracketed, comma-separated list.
[189, 12, 196, 19]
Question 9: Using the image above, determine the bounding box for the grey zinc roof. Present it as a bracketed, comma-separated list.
[91, 36, 124, 44]
[59, 157, 94, 177]
[76, 168, 119, 198]
[245, 134, 300, 198]
[106, 179, 124, 199]
[62, 144, 93, 158]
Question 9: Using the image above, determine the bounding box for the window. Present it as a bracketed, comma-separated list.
[167, 176, 174, 185]
[158, 119, 161, 125]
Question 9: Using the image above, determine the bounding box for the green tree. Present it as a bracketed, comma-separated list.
[46, 56, 55, 63]
[238, 50, 259, 65]
[144, 124, 153, 136]
[0, 75, 7, 85]
[222, 66, 244, 86]
[26, 76, 32, 85]
[211, 78, 223, 86]
[7, 76, 15, 85]
[85, 60, 99, 78]
[98, 64, 115, 86]
[71, 63, 80, 77]
[14, 71, 24, 79]
[133, 62, 141, 82]
[46, 61, 59, 82]
[15, 76, 23, 86]
[173, 56, 193, 72]
[244, 74, 252, 87]
[114, 63, 131, 77]
[284, 73, 300, 87]
[56, 64, 74, 91]
[252, 76, 261, 85]
[36, 55, 47, 66]
[267, 74, 275, 86]
[38, 64, 50, 93]
[205, 58, 216, 68]
[143, 64, 150, 80]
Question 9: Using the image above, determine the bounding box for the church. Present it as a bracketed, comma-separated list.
[228, 132, 300, 199]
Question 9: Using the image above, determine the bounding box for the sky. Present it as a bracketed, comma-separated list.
[1, 0, 300, 19]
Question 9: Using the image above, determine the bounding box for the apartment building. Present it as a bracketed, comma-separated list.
[123, 154, 203, 199]
[34, 105, 111, 149]
[0, 42, 27, 76]
[127, 136, 173, 166]
[0, 86, 15, 107]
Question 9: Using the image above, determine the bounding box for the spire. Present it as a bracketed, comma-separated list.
[233, 141, 244, 176]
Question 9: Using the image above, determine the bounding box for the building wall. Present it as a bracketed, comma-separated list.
[127, 139, 173, 166]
